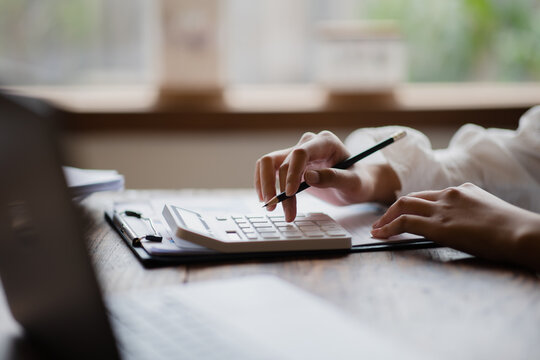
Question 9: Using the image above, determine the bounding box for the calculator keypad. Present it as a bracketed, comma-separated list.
[215, 213, 348, 242]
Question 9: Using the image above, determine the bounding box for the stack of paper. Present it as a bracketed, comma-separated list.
[63, 166, 124, 200]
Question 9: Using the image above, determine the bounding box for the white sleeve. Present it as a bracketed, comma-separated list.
[344, 106, 540, 212]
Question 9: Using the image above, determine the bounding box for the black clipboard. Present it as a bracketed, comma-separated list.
[105, 208, 438, 268]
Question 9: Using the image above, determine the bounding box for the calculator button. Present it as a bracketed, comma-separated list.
[252, 223, 272, 228]
[215, 216, 228, 221]
[257, 228, 278, 233]
[297, 225, 318, 232]
[325, 230, 347, 236]
[225, 232, 242, 241]
[261, 233, 280, 239]
[250, 219, 270, 223]
[303, 232, 325, 237]
[245, 234, 259, 240]
[321, 225, 340, 231]
[315, 220, 334, 226]
[237, 223, 251, 228]
[231, 215, 244, 220]
[282, 232, 302, 238]
[294, 220, 315, 226]
[242, 228, 255, 234]
[277, 225, 296, 231]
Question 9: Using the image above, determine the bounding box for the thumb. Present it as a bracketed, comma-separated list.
[304, 168, 362, 192]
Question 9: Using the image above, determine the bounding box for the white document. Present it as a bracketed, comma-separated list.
[112, 190, 424, 256]
[64, 166, 124, 200]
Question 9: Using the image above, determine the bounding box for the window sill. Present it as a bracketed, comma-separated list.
[4, 83, 539, 131]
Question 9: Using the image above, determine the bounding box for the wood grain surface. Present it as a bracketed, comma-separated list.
[80, 190, 540, 360]
[1, 189, 539, 359]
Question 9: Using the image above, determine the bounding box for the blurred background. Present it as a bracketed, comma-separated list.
[1, 0, 539, 189]
[1, 0, 540, 86]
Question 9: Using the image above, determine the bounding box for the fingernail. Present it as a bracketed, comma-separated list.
[372, 220, 379, 229]
[305, 170, 320, 184]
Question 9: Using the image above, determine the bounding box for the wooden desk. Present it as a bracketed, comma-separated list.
[1, 189, 540, 359]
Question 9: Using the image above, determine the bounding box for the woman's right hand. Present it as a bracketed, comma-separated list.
[254, 130, 400, 222]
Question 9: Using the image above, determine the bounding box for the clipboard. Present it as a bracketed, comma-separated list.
[104, 195, 438, 268]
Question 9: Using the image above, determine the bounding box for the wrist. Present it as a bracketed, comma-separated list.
[513, 211, 540, 272]
[363, 164, 401, 205]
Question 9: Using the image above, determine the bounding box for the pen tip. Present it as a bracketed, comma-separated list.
[262, 204, 268, 208]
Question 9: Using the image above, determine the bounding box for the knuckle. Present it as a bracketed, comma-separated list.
[444, 186, 461, 199]
[260, 155, 274, 166]
[300, 132, 315, 142]
[460, 182, 475, 190]
[291, 147, 308, 160]
[318, 130, 335, 138]
[318, 130, 339, 144]
[397, 214, 410, 227]
[395, 196, 409, 209]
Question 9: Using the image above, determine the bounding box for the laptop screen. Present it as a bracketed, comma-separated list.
[0, 93, 120, 359]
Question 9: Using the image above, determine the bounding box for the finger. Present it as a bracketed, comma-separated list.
[254, 160, 263, 202]
[279, 164, 297, 221]
[304, 168, 362, 193]
[260, 155, 277, 211]
[285, 148, 309, 196]
[370, 214, 430, 239]
[279, 163, 288, 194]
[406, 189, 443, 201]
[372, 196, 435, 229]
[283, 196, 297, 223]
[257, 149, 291, 209]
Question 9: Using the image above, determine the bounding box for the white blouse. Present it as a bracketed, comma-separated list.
[345, 106, 540, 213]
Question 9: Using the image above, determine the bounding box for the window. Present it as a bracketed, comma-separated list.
[1, 0, 539, 86]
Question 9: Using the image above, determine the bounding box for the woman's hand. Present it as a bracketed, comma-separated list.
[371, 183, 540, 271]
[254, 131, 400, 222]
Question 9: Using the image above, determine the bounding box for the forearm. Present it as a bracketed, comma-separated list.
[512, 211, 540, 272]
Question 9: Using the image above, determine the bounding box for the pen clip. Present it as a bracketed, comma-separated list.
[113, 210, 163, 247]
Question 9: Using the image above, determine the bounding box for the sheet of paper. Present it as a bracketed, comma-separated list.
[295, 194, 424, 246]
[64, 166, 124, 200]
[112, 190, 424, 256]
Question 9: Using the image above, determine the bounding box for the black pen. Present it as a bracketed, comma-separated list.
[263, 130, 406, 207]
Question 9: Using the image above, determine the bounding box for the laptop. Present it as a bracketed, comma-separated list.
[0, 93, 421, 359]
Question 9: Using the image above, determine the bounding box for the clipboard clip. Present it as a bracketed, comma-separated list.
[113, 210, 163, 247]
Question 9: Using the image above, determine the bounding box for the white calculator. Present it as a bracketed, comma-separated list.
[162, 204, 352, 253]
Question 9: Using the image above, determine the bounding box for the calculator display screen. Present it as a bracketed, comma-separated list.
[174, 207, 209, 234]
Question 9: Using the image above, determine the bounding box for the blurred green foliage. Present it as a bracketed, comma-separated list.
[362, 0, 540, 81]
[0, 0, 100, 83]
[1, 0, 538, 83]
